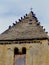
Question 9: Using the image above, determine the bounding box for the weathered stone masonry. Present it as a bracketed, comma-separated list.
[0, 11, 49, 65]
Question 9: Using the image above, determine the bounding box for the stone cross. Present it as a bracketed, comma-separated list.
[30, 8, 33, 11]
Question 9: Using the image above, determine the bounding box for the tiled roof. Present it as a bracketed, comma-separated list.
[0, 11, 48, 40]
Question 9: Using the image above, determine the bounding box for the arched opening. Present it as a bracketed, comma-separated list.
[14, 48, 19, 55]
[14, 47, 26, 65]
[22, 47, 26, 54]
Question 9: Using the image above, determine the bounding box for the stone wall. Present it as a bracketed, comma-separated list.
[0, 40, 49, 65]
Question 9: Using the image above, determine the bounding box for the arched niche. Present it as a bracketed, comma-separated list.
[14, 47, 19, 55]
[22, 47, 26, 54]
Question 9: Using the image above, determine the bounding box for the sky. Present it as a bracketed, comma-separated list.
[0, 0, 49, 35]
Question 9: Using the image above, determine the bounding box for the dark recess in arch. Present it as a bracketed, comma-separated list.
[14, 48, 19, 55]
[22, 47, 26, 54]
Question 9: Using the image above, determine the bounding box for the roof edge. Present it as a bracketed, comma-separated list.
[0, 38, 48, 41]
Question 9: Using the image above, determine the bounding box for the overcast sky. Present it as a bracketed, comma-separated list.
[0, 0, 49, 35]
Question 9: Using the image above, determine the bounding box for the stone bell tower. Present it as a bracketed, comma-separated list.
[0, 11, 49, 65]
